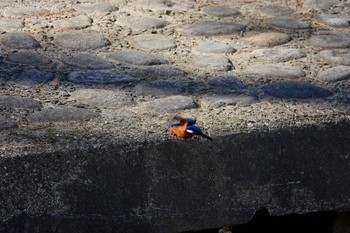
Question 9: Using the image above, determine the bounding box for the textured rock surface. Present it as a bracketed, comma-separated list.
[127, 34, 176, 51]
[180, 21, 247, 36]
[54, 32, 110, 50]
[1, 31, 40, 49]
[108, 50, 168, 65]
[241, 32, 292, 47]
[244, 64, 305, 78]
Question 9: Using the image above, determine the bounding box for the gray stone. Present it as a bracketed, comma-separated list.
[309, 32, 350, 49]
[0, 115, 17, 130]
[244, 64, 305, 78]
[54, 31, 110, 50]
[135, 80, 190, 96]
[73, 3, 118, 13]
[70, 89, 133, 109]
[107, 50, 168, 66]
[250, 48, 306, 62]
[28, 107, 99, 123]
[6, 51, 51, 66]
[195, 41, 236, 54]
[68, 70, 140, 85]
[132, 0, 178, 12]
[2, 6, 49, 17]
[303, 0, 339, 11]
[241, 32, 292, 47]
[207, 76, 245, 90]
[0, 95, 42, 109]
[141, 95, 197, 112]
[319, 13, 350, 27]
[190, 54, 233, 71]
[258, 5, 293, 18]
[318, 49, 350, 65]
[200, 92, 257, 109]
[117, 16, 169, 31]
[0, 19, 24, 29]
[62, 53, 114, 70]
[317, 66, 350, 82]
[1, 31, 40, 49]
[127, 34, 176, 51]
[12, 69, 55, 85]
[52, 15, 92, 30]
[180, 21, 247, 36]
[263, 17, 311, 30]
[262, 80, 333, 98]
[137, 65, 187, 78]
[201, 6, 241, 17]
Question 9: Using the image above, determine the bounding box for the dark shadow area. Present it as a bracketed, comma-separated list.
[232, 209, 337, 233]
[184, 209, 341, 233]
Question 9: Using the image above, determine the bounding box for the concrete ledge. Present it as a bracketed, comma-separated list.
[1, 120, 350, 233]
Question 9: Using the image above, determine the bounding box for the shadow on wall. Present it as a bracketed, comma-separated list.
[184, 209, 350, 233]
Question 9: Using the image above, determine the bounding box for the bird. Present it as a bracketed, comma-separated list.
[168, 116, 212, 140]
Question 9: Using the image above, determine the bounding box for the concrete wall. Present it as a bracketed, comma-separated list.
[1, 120, 350, 233]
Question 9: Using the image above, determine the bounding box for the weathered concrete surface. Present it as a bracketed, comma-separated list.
[1, 120, 350, 233]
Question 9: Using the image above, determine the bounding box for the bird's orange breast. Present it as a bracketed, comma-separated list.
[171, 126, 193, 139]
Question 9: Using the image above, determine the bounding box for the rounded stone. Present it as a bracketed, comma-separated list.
[317, 66, 350, 82]
[107, 50, 168, 66]
[132, 0, 177, 12]
[0, 95, 42, 109]
[309, 32, 350, 49]
[200, 92, 257, 109]
[127, 34, 176, 51]
[1, 31, 40, 49]
[0, 19, 24, 29]
[318, 13, 350, 27]
[141, 95, 197, 112]
[245, 64, 305, 78]
[262, 80, 333, 98]
[12, 69, 55, 85]
[2, 6, 49, 17]
[250, 48, 306, 62]
[27, 107, 100, 123]
[201, 6, 241, 17]
[318, 49, 350, 65]
[0, 115, 17, 130]
[241, 32, 292, 47]
[180, 21, 247, 36]
[62, 53, 114, 70]
[136, 65, 187, 79]
[303, 0, 338, 11]
[73, 3, 118, 13]
[135, 80, 190, 96]
[70, 89, 133, 109]
[68, 70, 140, 85]
[263, 17, 311, 30]
[207, 76, 245, 90]
[117, 16, 169, 31]
[258, 5, 293, 18]
[190, 54, 233, 71]
[195, 41, 236, 54]
[52, 15, 92, 30]
[54, 31, 111, 50]
[6, 51, 51, 66]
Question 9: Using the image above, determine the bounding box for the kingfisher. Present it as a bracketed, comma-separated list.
[168, 116, 213, 140]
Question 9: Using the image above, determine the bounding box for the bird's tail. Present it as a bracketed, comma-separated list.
[200, 133, 213, 141]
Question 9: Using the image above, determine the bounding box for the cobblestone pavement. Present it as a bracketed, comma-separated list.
[0, 0, 350, 154]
